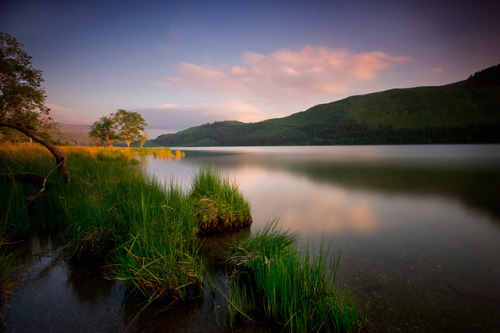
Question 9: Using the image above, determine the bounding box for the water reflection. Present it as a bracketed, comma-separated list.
[66, 259, 117, 305]
[140, 145, 500, 331]
[4, 146, 498, 332]
[1, 233, 126, 332]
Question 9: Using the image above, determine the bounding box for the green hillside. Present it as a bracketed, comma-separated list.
[153, 64, 500, 146]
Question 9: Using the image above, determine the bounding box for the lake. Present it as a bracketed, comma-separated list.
[139, 144, 500, 331]
[2, 145, 500, 332]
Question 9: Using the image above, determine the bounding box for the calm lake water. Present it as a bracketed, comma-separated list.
[2, 145, 500, 332]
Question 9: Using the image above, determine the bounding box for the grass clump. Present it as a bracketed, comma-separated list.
[190, 167, 252, 234]
[226, 223, 365, 332]
[110, 184, 203, 303]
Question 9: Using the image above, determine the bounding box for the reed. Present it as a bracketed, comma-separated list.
[109, 183, 204, 302]
[0, 241, 18, 308]
[190, 167, 252, 234]
[0, 145, 210, 309]
[226, 223, 365, 332]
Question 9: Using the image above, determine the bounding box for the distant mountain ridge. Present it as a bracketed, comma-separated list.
[153, 64, 500, 146]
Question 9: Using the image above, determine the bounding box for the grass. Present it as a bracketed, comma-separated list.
[0, 144, 363, 331]
[226, 223, 365, 332]
[0, 144, 249, 307]
[190, 167, 252, 234]
[0, 241, 18, 310]
[0, 145, 204, 305]
[117, 147, 185, 160]
[109, 183, 203, 303]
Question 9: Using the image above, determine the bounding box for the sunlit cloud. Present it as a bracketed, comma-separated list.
[139, 99, 276, 133]
[160, 45, 410, 102]
[432, 67, 444, 74]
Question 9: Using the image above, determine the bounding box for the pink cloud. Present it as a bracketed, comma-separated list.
[162, 45, 410, 101]
[432, 67, 444, 74]
[139, 99, 277, 133]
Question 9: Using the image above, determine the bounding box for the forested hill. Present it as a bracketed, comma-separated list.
[152, 64, 500, 146]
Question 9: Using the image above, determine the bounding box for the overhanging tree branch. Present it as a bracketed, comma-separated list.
[1, 33, 70, 184]
[0, 121, 70, 183]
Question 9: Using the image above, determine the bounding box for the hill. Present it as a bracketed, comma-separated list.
[153, 64, 500, 146]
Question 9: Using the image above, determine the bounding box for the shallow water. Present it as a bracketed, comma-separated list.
[140, 145, 500, 331]
[2, 145, 500, 332]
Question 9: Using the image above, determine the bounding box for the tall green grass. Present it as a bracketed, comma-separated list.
[0, 145, 205, 305]
[109, 183, 203, 303]
[190, 167, 252, 234]
[0, 145, 249, 308]
[226, 223, 365, 332]
[0, 144, 66, 235]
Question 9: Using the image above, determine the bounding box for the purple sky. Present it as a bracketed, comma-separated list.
[1, 0, 499, 137]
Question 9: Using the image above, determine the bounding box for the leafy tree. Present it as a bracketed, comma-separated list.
[114, 109, 147, 147]
[89, 110, 147, 147]
[89, 115, 118, 147]
[0, 33, 69, 182]
[138, 133, 148, 148]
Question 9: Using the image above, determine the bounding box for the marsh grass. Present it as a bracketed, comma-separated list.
[0, 145, 204, 307]
[191, 167, 252, 234]
[226, 223, 365, 332]
[0, 241, 18, 309]
[0, 144, 66, 235]
[109, 183, 203, 303]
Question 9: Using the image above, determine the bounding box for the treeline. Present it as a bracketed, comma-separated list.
[153, 121, 500, 146]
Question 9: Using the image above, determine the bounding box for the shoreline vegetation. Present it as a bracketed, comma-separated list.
[0, 144, 364, 332]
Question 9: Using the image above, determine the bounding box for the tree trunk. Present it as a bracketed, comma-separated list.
[0, 121, 70, 183]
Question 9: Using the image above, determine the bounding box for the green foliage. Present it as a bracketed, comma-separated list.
[0, 33, 51, 130]
[153, 64, 500, 146]
[0, 146, 249, 308]
[137, 132, 148, 148]
[190, 167, 252, 234]
[0, 32, 59, 149]
[114, 109, 147, 147]
[89, 115, 118, 147]
[89, 110, 147, 147]
[110, 184, 203, 303]
[226, 223, 364, 332]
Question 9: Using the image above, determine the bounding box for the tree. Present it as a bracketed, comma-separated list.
[89, 115, 118, 147]
[0, 33, 69, 182]
[114, 109, 147, 147]
[138, 133, 148, 148]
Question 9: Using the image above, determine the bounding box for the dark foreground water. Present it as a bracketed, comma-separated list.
[2, 145, 500, 332]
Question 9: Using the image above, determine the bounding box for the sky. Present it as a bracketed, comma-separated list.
[1, 0, 499, 137]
